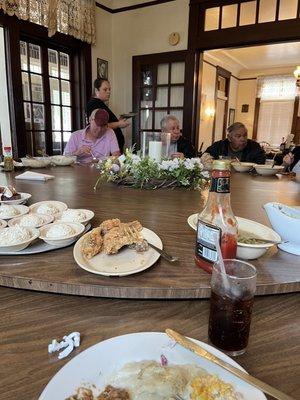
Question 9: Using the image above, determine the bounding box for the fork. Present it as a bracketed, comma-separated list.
[125, 226, 179, 263]
[173, 395, 184, 400]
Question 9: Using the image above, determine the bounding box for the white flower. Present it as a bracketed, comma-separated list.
[111, 164, 120, 172]
[159, 159, 180, 171]
[131, 154, 141, 165]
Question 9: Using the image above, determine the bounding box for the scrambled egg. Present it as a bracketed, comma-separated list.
[190, 375, 240, 400]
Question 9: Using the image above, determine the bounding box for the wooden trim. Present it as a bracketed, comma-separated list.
[252, 97, 261, 140]
[291, 96, 299, 137]
[203, 60, 257, 81]
[95, 0, 175, 14]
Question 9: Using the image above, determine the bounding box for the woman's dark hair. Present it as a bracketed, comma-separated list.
[93, 77, 109, 91]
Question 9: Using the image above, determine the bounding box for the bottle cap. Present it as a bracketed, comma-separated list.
[212, 159, 231, 170]
[3, 146, 11, 150]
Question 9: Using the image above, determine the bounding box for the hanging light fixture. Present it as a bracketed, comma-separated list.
[293, 66, 300, 87]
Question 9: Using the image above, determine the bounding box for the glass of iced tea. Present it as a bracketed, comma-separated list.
[208, 259, 257, 356]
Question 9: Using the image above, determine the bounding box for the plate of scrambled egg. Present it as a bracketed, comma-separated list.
[39, 332, 266, 400]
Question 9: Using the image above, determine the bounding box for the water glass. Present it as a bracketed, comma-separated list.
[208, 259, 257, 356]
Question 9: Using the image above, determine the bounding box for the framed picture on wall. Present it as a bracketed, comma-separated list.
[97, 58, 108, 79]
[229, 108, 235, 126]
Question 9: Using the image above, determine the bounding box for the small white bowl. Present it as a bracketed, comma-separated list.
[237, 217, 281, 260]
[0, 192, 32, 205]
[0, 204, 29, 220]
[0, 219, 7, 229]
[50, 155, 76, 166]
[254, 164, 283, 176]
[8, 213, 54, 228]
[0, 226, 39, 251]
[231, 162, 254, 172]
[39, 222, 85, 246]
[29, 201, 68, 215]
[21, 157, 51, 168]
[55, 209, 94, 226]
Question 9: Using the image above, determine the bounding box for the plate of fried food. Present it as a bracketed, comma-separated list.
[73, 218, 162, 276]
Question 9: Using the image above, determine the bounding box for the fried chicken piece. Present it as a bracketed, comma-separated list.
[66, 387, 94, 400]
[102, 221, 143, 255]
[99, 219, 121, 235]
[97, 385, 130, 400]
[81, 227, 103, 259]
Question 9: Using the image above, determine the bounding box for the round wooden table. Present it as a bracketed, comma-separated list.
[0, 166, 299, 298]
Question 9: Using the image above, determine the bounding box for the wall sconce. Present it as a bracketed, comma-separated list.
[293, 66, 300, 87]
[205, 107, 215, 118]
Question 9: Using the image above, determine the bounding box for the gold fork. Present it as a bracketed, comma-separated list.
[125, 225, 179, 263]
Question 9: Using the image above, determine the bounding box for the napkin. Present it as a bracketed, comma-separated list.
[15, 171, 55, 181]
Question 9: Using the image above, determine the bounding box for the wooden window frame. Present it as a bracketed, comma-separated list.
[0, 11, 91, 157]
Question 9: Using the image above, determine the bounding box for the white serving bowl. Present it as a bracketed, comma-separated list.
[0, 204, 29, 220]
[187, 213, 280, 260]
[29, 200, 68, 215]
[0, 192, 32, 205]
[55, 209, 94, 226]
[8, 213, 54, 228]
[254, 164, 283, 176]
[21, 157, 51, 168]
[0, 219, 7, 229]
[39, 222, 85, 246]
[231, 162, 255, 172]
[237, 217, 281, 260]
[0, 226, 39, 252]
[50, 155, 76, 166]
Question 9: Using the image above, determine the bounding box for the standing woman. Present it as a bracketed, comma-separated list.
[86, 78, 130, 153]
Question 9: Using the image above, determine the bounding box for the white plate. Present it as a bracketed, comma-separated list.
[0, 192, 32, 205]
[73, 227, 162, 276]
[39, 332, 266, 400]
[0, 204, 29, 220]
[29, 200, 68, 215]
[0, 219, 7, 229]
[0, 223, 91, 255]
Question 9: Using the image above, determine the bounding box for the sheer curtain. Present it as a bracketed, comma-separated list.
[256, 75, 296, 146]
[0, 0, 95, 44]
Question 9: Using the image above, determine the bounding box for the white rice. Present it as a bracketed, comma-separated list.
[46, 223, 75, 238]
[60, 209, 86, 222]
[0, 204, 20, 218]
[36, 203, 59, 215]
[17, 214, 44, 228]
[0, 226, 31, 245]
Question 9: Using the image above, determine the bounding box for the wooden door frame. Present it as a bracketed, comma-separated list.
[132, 50, 197, 147]
[212, 66, 231, 142]
[188, 0, 300, 150]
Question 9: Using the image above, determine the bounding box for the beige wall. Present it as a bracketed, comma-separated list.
[236, 80, 257, 137]
[92, 0, 189, 147]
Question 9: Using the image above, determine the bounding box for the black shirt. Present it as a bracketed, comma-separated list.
[205, 138, 266, 164]
[177, 136, 196, 158]
[86, 97, 124, 152]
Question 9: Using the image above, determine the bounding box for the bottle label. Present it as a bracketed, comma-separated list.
[210, 177, 230, 193]
[196, 220, 221, 263]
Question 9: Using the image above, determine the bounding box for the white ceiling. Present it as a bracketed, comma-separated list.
[99, 0, 163, 9]
[209, 42, 300, 70]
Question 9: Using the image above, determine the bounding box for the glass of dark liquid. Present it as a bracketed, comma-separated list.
[208, 259, 257, 356]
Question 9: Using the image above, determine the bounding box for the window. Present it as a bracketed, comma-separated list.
[20, 40, 73, 155]
[257, 75, 297, 100]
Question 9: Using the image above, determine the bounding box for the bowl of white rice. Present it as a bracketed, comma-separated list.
[55, 209, 94, 226]
[0, 204, 29, 220]
[29, 201, 68, 216]
[39, 222, 85, 246]
[8, 213, 54, 228]
[0, 226, 39, 251]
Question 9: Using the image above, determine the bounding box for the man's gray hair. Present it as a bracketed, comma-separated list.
[227, 122, 247, 134]
[160, 115, 179, 130]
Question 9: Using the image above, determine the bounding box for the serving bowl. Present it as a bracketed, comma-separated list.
[187, 214, 280, 260]
[0, 192, 32, 205]
[0, 226, 39, 252]
[50, 155, 76, 166]
[254, 164, 283, 176]
[55, 209, 94, 226]
[0, 204, 29, 220]
[39, 222, 85, 246]
[231, 162, 254, 172]
[29, 201, 68, 215]
[8, 213, 54, 228]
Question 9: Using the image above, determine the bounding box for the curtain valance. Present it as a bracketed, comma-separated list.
[257, 75, 297, 101]
[0, 0, 95, 44]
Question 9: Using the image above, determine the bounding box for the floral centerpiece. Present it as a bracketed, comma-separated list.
[94, 149, 209, 190]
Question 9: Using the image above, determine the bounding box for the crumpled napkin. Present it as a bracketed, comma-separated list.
[15, 171, 54, 181]
[48, 332, 80, 359]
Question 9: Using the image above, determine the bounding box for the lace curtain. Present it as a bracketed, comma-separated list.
[257, 75, 297, 101]
[0, 0, 95, 44]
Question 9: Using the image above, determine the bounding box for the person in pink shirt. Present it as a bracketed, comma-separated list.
[64, 108, 121, 164]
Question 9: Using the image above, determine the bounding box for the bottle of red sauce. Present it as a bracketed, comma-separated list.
[195, 160, 237, 273]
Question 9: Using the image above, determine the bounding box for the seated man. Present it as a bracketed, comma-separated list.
[282, 146, 300, 173]
[202, 122, 266, 165]
[161, 115, 196, 158]
[64, 108, 120, 164]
